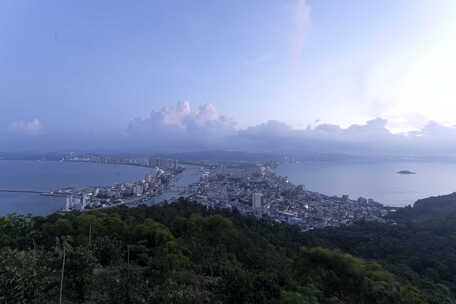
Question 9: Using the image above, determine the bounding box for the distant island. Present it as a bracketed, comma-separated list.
[397, 170, 416, 175]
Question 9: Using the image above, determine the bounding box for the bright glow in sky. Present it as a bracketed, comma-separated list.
[361, 3, 456, 132]
[1, 0, 456, 151]
[396, 28, 456, 128]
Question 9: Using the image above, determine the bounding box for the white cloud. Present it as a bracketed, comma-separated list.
[8, 119, 44, 136]
[242, 120, 292, 137]
[125, 101, 236, 151]
[121, 101, 456, 158]
[127, 101, 236, 135]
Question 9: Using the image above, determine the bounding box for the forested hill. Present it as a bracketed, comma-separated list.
[0, 199, 453, 304]
[396, 192, 456, 222]
[314, 193, 456, 302]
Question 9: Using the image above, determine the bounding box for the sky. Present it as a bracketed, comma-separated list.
[2, 0, 456, 156]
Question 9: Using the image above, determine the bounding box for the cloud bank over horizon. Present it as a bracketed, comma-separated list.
[122, 101, 456, 158]
[125, 101, 237, 151]
[4, 101, 456, 159]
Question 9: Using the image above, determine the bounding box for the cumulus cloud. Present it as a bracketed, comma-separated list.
[127, 101, 235, 135]
[6, 101, 451, 158]
[122, 101, 456, 158]
[242, 120, 293, 137]
[8, 119, 44, 136]
[241, 118, 392, 143]
[125, 101, 236, 151]
[2, 100, 456, 159]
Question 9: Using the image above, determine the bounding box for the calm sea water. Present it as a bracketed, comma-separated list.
[277, 161, 456, 207]
[0, 160, 153, 216]
[3, 160, 455, 215]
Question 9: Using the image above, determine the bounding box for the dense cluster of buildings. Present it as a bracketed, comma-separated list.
[57, 166, 182, 212]
[57, 153, 389, 230]
[183, 165, 388, 230]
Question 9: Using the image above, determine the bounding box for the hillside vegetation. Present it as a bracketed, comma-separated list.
[0, 199, 453, 303]
[314, 193, 456, 301]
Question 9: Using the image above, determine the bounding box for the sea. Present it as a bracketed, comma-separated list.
[2, 159, 456, 216]
[276, 160, 456, 207]
[0, 160, 156, 216]
[0, 160, 204, 216]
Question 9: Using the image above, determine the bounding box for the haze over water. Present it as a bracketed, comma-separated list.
[2, 159, 456, 215]
[0, 160, 152, 216]
[277, 161, 456, 207]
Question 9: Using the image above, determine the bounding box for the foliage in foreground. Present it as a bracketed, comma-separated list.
[314, 193, 456, 301]
[0, 199, 452, 304]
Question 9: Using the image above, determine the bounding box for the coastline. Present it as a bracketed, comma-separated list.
[0, 159, 155, 216]
[275, 160, 456, 207]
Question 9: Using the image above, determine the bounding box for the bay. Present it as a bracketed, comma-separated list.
[4, 159, 455, 215]
[0, 160, 153, 216]
[277, 161, 456, 207]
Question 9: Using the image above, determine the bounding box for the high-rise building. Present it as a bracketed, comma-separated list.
[145, 174, 154, 183]
[64, 195, 80, 211]
[64, 196, 71, 211]
[252, 192, 263, 210]
[81, 194, 88, 210]
[133, 184, 144, 196]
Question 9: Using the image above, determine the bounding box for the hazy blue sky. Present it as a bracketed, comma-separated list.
[2, 0, 456, 153]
